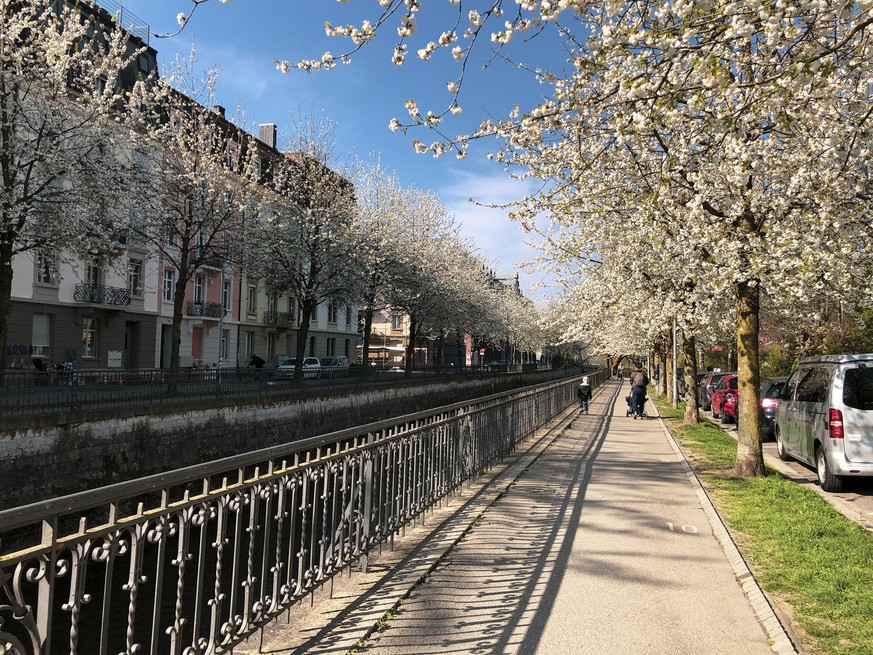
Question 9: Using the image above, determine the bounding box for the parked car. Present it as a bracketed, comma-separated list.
[775, 354, 873, 492]
[710, 373, 738, 424]
[276, 356, 321, 380]
[760, 376, 787, 440]
[699, 371, 730, 412]
[320, 355, 350, 378]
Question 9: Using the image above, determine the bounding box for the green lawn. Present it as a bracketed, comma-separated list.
[651, 394, 873, 655]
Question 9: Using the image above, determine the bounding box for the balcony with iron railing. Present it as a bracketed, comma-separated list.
[263, 311, 291, 327]
[73, 284, 131, 306]
[186, 301, 226, 318]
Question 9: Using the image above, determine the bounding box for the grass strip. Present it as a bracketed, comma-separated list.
[652, 394, 873, 655]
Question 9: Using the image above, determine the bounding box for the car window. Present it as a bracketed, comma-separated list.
[714, 378, 726, 391]
[728, 377, 737, 390]
[795, 367, 830, 404]
[282, 359, 295, 366]
[843, 367, 873, 410]
[783, 370, 803, 401]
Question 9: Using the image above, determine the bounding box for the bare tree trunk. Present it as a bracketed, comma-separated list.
[665, 328, 674, 405]
[294, 299, 314, 382]
[361, 306, 374, 379]
[435, 329, 444, 374]
[735, 279, 764, 477]
[405, 314, 417, 376]
[171, 276, 187, 371]
[0, 244, 13, 371]
[682, 330, 700, 424]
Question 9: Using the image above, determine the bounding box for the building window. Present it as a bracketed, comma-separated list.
[35, 251, 57, 285]
[267, 333, 276, 360]
[267, 291, 278, 314]
[32, 314, 51, 358]
[162, 270, 176, 302]
[327, 301, 338, 324]
[346, 305, 352, 326]
[220, 330, 229, 360]
[247, 286, 257, 314]
[309, 335, 316, 357]
[222, 281, 232, 312]
[392, 314, 403, 331]
[344, 338, 350, 358]
[128, 259, 143, 298]
[86, 262, 102, 287]
[245, 331, 255, 360]
[194, 275, 205, 303]
[82, 317, 97, 358]
[326, 337, 336, 356]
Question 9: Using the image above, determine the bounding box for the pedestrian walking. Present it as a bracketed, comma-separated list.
[630, 363, 648, 418]
[577, 376, 592, 414]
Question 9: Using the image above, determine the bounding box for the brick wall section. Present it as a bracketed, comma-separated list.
[0, 372, 566, 510]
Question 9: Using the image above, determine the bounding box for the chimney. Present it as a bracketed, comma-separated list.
[258, 123, 277, 149]
[213, 105, 225, 118]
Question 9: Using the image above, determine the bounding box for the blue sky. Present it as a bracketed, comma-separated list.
[119, 1, 568, 301]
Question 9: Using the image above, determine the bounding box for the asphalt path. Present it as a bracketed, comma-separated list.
[237, 381, 795, 655]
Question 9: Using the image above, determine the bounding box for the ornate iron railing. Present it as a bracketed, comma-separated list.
[73, 284, 131, 306]
[186, 302, 226, 317]
[0, 372, 606, 654]
[262, 311, 291, 326]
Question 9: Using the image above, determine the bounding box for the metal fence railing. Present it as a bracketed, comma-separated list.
[0, 364, 561, 420]
[0, 371, 607, 655]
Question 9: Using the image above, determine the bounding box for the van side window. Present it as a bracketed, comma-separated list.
[795, 368, 830, 404]
[782, 370, 804, 401]
[843, 367, 873, 410]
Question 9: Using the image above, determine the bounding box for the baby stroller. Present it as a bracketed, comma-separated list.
[625, 393, 648, 418]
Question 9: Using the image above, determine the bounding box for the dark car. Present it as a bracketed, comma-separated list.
[760, 376, 787, 440]
[698, 371, 730, 412]
[710, 374, 738, 423]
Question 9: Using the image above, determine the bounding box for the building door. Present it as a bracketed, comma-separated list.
[192, 326, 203, 363]
[124, 321, 140, 369]
[160, 324, 173, 369]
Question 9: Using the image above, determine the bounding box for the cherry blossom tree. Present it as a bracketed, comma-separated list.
[129, 52, 259, 370]
[0, 0, 143, 367]
[245, 114, 359, 381]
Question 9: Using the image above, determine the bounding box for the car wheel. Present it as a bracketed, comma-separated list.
[816, 448, 843, 492]
[775, 429, 792, 461]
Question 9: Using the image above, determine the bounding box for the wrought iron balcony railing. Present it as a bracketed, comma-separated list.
[263, 311, 291, 326]
[73, 284, 131, 306]
[186, 301, 226, 317]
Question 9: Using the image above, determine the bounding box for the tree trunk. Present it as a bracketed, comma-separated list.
[682, 330, 700, 424]
[734, 279, 765, 477]
[294, 299, 314, 382]
[656, 349, 667, 397]
[0, 242, 13, 371]
[361, 306, 374, 379]
[435, 329, 444, 374]
[405, 314, 417, 376]
[171, 276, 187, 371]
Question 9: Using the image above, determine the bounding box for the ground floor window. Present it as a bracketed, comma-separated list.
[309, 335, 316, 357]
[32, 315, 51, 357]
[267, 333, 276, 360]
[245, 331, 255, 360]
[82, 318, 97, 358]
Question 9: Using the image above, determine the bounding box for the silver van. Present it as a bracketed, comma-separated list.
[775, 354, 873, 491]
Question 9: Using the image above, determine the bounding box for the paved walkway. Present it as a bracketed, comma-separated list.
[237, 381, 796, 655]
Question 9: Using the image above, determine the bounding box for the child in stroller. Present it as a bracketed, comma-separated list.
[625, 392, 648, 418]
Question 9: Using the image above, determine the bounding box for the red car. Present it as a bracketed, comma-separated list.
[710, 373, 738, 424]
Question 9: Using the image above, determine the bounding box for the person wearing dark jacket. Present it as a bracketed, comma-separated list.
[577, 376, 592, 414]
[630, 363, 649, 418]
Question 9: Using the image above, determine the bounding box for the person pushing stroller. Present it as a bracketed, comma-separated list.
[628, 363, 649, 419]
